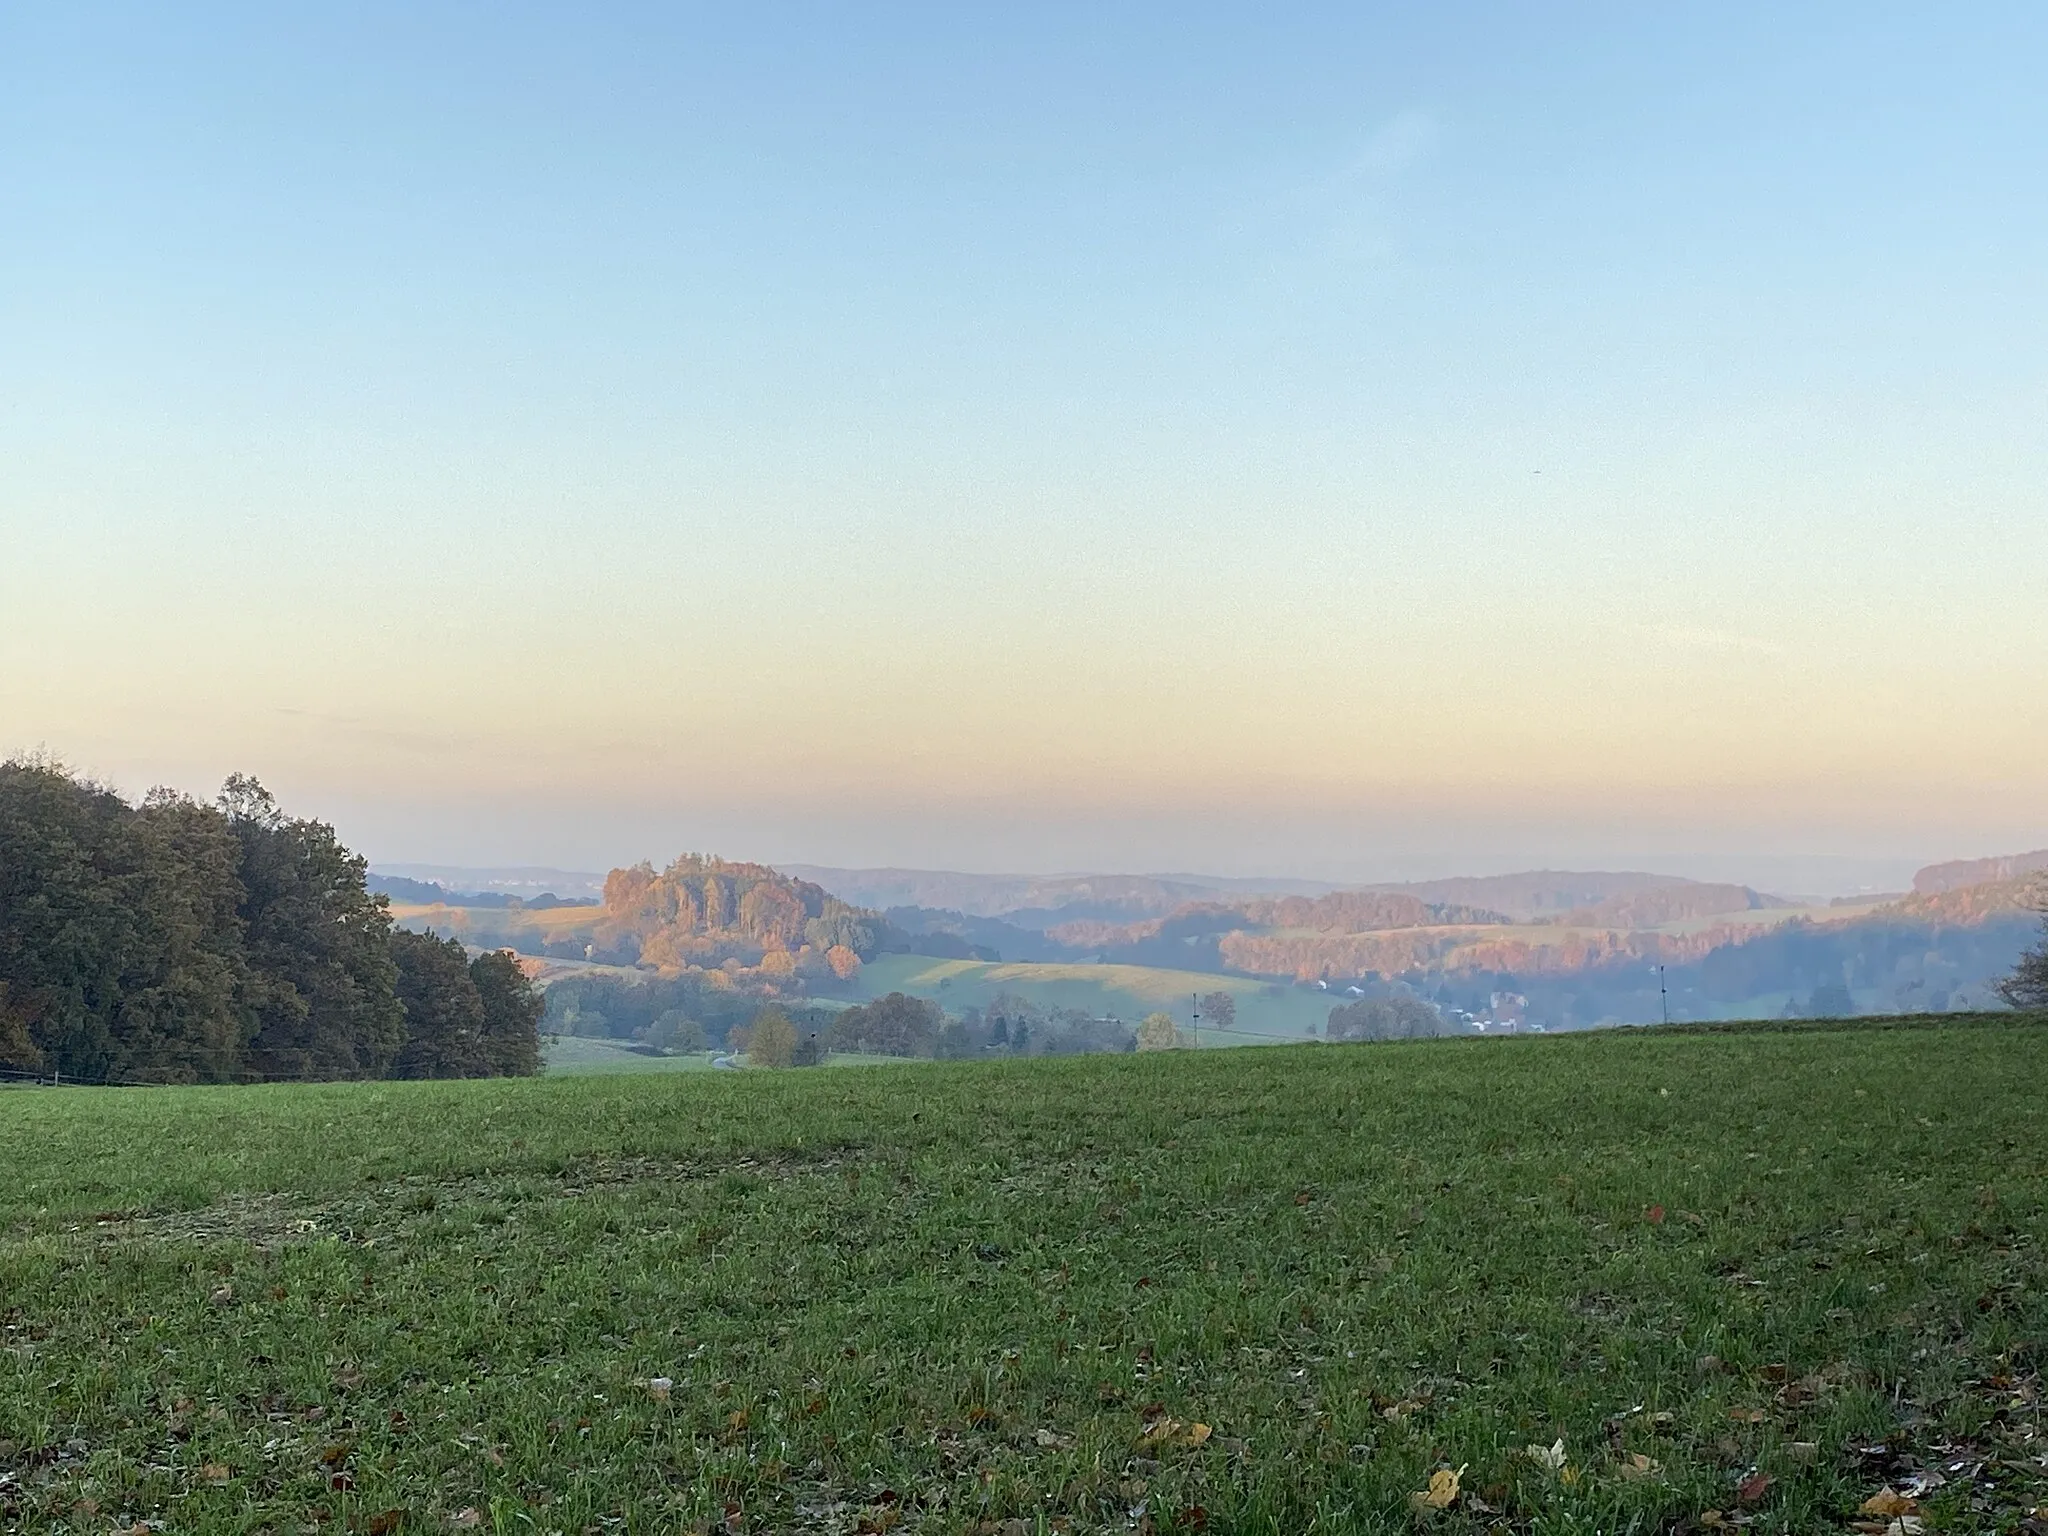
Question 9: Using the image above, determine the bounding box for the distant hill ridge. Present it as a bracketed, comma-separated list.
[1913, 850, 2048, 896]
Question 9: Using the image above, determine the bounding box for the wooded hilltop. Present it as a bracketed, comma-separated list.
[0, 760, 541, 1084]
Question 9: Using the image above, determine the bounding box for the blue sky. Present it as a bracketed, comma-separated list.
[3, 4, 2044, 886]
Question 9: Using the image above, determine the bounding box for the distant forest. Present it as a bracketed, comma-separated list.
[0, 760, 542, 1084]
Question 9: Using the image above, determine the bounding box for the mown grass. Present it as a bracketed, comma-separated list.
[3, 1019, 2046, 1535]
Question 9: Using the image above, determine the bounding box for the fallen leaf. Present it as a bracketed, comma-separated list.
[200, 1464, 231, 1484]
[1619, 1452, 1662, 1481]
[367, 1512, 406, 1536]
[448, 1509, 482, 1530]
[1736, 1472, 1774, 1504]
[207, 1285, 234, 1307]
[1788, 1442, 1819, 1464]
[1183, 1422, 1211, 1448]
[1176, 1507, 1208, 1531]
[1525, 1439, 1567, 1471]
[1645, 1205, 1666, 1225]
[319, 1443, 351, 1467]
[1412, 1465, 1464, 1512]
[646, 1377, 672, 1402]
[1035, 1428, 1063, 1448]
[1860, 1490, 1919, 1518]
[1727, 1407, 1767, 1424]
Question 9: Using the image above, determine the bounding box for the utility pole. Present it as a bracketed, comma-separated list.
[1657, 965, 1669, 1026]
[1191, 992, 1200, 1050]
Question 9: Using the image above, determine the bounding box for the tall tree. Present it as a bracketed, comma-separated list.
[120, 789, 250, 1082]
[1198, 990, 1236, 1034]
[2001, 898, 2048, 1010]
[745, 1005, 798, 1068]
[470, 949, 544, 1076]
[1136, 1011, 1181, 1051]
[388, 930, 488, 1079]
[224, 775, 405, 1080]
[0, 762, 248, 1081]
[0, 760, 149, 1078]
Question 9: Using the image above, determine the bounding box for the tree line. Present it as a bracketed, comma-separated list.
[0, 760, 541, 1084]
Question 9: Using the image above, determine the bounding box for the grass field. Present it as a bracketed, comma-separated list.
[4, 1018, 2046, 1534]
[541, 1037, 910, 1076]
[845, 954, 1336, 1041]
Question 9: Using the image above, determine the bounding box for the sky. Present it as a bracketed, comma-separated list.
[3, 4, 2045, 891]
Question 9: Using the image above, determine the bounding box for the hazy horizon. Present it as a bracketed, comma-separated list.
[6, 6, 2044, 881]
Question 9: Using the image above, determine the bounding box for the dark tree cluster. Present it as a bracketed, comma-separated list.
[0, 760, 543, 1084]
[1325, 995, 1445, 1042]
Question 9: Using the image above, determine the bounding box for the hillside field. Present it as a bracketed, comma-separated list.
[842, 954, 1338, 1040]
[4, 1017, 2047, 1534]
[541, 1037, 911, 1076]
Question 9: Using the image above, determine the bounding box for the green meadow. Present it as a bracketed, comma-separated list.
[843, 954, 1337, 1041]
[3, 1017, 2045, 1535]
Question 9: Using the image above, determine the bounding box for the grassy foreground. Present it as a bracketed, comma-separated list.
[2, 1021, 2046, 1535]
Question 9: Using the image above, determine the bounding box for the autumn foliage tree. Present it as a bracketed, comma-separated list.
[745, 1006, 798, 1068]
[1135, 1011, 1182, 1051]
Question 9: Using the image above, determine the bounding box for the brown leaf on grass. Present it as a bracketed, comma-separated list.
[645, 1377, 672, 1402]
[200, 1464, 231, 1484]
[1645, 1205, 1666, 1225]
[366, 1511, 406, 1536]
[1619, 1452, 1662, 1481]
[1727, 1407, 1767, 1424]
[319, 1443, 351, 1467]
[1736, 1472, 1774, 1504]
[448, 1508, 483, 1530]
[1860, 1489, 1919, 1518]
[1177, 1506, 1209, 1531]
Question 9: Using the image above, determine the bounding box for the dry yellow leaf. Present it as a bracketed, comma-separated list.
[1413, 1465, 1463, 1510]
[1184, 1422, 1212, 1448]
[1618, 1452, 1661, 1481]
[1860, 1489, 1918, 1518]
